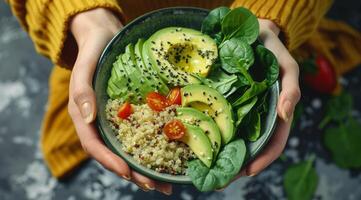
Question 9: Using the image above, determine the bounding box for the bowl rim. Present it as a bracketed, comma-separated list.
[93, 6, 279, 184]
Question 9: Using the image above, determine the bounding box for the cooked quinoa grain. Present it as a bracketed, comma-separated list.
[106, 99, 194, 175]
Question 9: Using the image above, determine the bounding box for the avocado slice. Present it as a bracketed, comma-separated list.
[143, 27, 218, 86]
[181, 123, 213, 168]
[176, 107, 221, 158]
[181, 84, 235, 145]
[134, 39, 169, 95]
[122, 44, 157, 103]
[107, 56, 129, 99]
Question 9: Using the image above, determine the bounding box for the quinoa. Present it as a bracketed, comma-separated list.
[106, 99, 194, 175]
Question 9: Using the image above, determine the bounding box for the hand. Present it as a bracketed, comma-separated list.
[67, 8, 172, 195]
[220, 19, 301, 188]
[243, 19, 301, 174]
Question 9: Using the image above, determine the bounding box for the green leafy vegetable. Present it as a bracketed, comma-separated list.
[324, 118, 361, 168]
[187, 139, 246, 192]
[235, 96, 258, 126]
[319, 92, 353, 129]
[201, 7, 230, 36]
[284, 156, 319, 200]
[221, 7, 259, 44]
[207, 67, 239, 94]
[219, 38, 254, 73]
[243, 110, 261, 141]
[253, 45, 279, 86]
[231, 81, 267, 107]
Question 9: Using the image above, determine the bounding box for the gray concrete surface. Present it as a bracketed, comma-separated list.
[0, 1, 361, 200]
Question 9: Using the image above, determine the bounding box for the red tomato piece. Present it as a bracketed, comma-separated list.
[146, 92, 168, 111]
[303, 55, 337, 94]
[117, 102, 133, 119]
[163, 119, 186, 140]
[167, 87, 182, 105]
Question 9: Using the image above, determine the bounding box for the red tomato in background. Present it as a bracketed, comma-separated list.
[117, 102, 133, 119]
[163, 119, 186, 140]
[146, 92, 168, 111]
[167, 87, 182, 105]
[303, 55, 337, 94]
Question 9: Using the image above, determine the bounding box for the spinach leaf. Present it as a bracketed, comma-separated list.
[284, 156, 318, 200]
[214, 32, 224, 46]
[253, 45, 279, 86]
[235, 96, 258, 127]
[187, 139, 247, 192]
[221, 7, 259, 44]
[231, 81, 268, 107]
[202, 7, 230, 36]
[243, 110, 261, 141]
[207, 67, 239, 94]
[219, 38, 254, 74]
[195, 67, 239, 95]
[319, 92, 353, 129]
[324, 118, 361, 168]
[255, 90, 269, 114]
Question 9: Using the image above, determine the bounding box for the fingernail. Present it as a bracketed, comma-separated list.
[282, 100, 292, 122]
[121, 174, 131, 181]
[161, 188, 172, 196]
[247, 173, 257, 177]
[81, 102, 93, 123]
[144, 183, 155, 190]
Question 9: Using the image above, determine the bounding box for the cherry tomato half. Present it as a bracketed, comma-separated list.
[146, 92, 168, 111]
[117, 102, 133, 119]
[167, 87, 182, 105]
[303, 55, 337, 94]
[163, 119, 186, 140]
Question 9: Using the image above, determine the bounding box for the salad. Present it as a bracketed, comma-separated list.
[105, 6, 279, 191]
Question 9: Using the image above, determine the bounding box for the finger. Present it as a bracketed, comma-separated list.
[68, 100, 131, 180]
[260, 32, 301, 122]
[155, 181, 173, 195]
[70, 35, 113, 124]
[130, 171, 156, 191]
[242, 116, 293, 176]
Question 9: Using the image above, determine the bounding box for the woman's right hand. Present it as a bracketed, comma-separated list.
[67, 8, 172, 195]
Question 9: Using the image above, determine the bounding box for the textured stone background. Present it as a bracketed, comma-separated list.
[0, 1, 361, 200]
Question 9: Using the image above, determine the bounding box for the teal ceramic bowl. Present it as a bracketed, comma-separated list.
[93, 7, 279, 184]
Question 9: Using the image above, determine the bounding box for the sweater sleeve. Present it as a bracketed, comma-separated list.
[231, 0, 333, 51]
[7, 0, 124, 69]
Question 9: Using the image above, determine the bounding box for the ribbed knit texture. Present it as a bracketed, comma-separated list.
[9, 0, 124, 69]
[230, 0, 333, 51]
[6, 0, 361, 178]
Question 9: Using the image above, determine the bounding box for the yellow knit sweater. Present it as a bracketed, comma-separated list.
[7, 0, 361, 178]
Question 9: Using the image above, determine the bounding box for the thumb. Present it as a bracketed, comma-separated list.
[70, 38, 108, 124]
[260, 31, 301, 122]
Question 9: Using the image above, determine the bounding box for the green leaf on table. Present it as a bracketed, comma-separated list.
[319, 92, 353, 129]
[284, 156, 318, 200]
[187, 139, 247, 192]
[324, 118, 361, 168]
[202, 7, 230, 36]
[253, 45, 279, 86]
[221, 7, 259, 44]
[219, 38, 254, 74]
